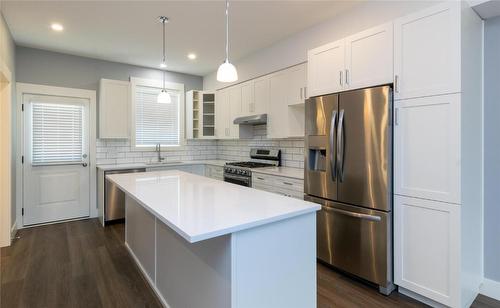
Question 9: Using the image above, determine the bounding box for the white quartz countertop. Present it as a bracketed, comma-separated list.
[106, 170, 319, 243]
[252, 166, 304, 179]
[97, 160, 226, 171]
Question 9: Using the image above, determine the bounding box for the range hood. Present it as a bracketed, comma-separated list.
[233, 114, 267, 125]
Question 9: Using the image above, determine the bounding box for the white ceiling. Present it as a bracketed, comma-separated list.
[1, 1, 360, 76]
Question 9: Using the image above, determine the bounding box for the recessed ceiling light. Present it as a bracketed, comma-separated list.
[51, 23, 64, 32]
[187, 53, 197, 60]
[160, 62, 167, 68]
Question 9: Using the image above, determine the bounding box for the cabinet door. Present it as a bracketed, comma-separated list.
[241, 81, 254, 116]
[394, 94, 460, 204]
[99, 79, 130, 138]
[228, 86, 241, 138]
[307, 39, 345, 97]
[215, 89, 229, 139]
[254, 76, 270, 114]
[268, 72, 288, 139]
[394, 195, 459, 307]
[287, 63, 307, 106]
[345, 23, 393, 90]
[394, 3, 460, 99]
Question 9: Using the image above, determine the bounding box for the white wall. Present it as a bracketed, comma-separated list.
[203, 1, 436, 90]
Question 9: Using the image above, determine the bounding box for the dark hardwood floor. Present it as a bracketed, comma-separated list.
[1, 219, 499, 308]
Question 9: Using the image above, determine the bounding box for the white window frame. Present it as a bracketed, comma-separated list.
[130, 77, 185, 150]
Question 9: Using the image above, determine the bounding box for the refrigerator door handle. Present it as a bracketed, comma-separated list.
[323, 206, 382, 222]
[329, 110, 337, 181]
[337, 109, 345, 182]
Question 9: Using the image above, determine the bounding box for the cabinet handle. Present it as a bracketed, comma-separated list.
[304, 87, 307, 98]
[257, 177, 265, 180]
[394, 75, 399, 93]
[283, 182, 293, 186]
[300, 87, 303, 100]
[339, 71, 343, 86]
[345, 69, 349, 85]
[395, 108, 399, 126]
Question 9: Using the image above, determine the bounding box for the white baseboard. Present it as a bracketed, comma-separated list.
[398, 287, 447, 308]
[480, 278, 500, 301]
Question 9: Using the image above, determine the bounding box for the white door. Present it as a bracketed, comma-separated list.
[394, 195, 459, 307]
[268, 71, 288, 139]
[23, 94, 90, 225]
[254, 76, 270, 114]
[287, 63, 307, 106]
[307, 39, 345, 97]
[345, 22, 393, 90]
[394, 94, 460, 204]
[394, 2, 460, 99]
[215, 89, 229, 139]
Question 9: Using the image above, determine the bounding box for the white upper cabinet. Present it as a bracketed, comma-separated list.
[268, 72, 289, 139]
[240, 81, 254, 115]
[287, 64, 307, 105]
[345, 22, 393, 90]
[307, 39, 345, 97]
[394, 93, 461, 204]
[254, 76, 270, 114]
[215, 89, 230, 139]
[394, 3, 460, 100]
[228, 86, 241, 138]
[99, 78, 130, 139]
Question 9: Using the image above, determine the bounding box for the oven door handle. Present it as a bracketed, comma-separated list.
[224, 174, 251, 184]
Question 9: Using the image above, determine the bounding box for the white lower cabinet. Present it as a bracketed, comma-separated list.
[205, 165, 224, 181]
[252, 172, 304, 199]
[394, 195, 459, 307]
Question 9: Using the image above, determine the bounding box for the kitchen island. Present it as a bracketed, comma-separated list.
[106, 170, 319, 308]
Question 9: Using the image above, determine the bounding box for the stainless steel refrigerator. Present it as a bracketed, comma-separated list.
[304, 85, 394, 294]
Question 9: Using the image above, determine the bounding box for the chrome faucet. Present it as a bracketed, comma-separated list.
[156, 143, 165, 162]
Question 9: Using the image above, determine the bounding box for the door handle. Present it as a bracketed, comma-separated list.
[329, 110, 337, 181]
[300, 87, 303, 100]
[394, 75, 399, 93]
[339, 71, 343, 86]
[345, 69, 349, 86]
[337, 109, 345, 182]
[82, 163, 88, 167]
[323, 206, 381, 222]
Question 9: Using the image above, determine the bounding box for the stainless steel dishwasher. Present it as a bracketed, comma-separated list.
[105, 168, 146, 223]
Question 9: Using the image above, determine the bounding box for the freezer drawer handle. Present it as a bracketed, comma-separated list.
[323, 206, 381, 222]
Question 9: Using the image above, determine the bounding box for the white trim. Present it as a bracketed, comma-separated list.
[129, 77, 185, 151]
[398, 287, 448, 308]
[16, 83, 97, 228]
[0, 59, 12, 247]
[481, 18, 485, 284]
[481, 279, 500, 301]
[125, 242, 171, 308]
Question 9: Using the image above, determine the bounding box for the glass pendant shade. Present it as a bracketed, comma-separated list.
[217, 59, 238, 83]
[157, 89, 171, 104]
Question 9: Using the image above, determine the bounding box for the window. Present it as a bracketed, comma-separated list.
[31, 101, 85, 165]
[131, 78, 185, 148]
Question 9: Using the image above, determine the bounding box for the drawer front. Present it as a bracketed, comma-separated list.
[272, 177, 303, 192]
[252, 173, 275, 186]
[252, 173, 304, 199]
[207, 165, 224, 180]
[274, 186, 304, 199]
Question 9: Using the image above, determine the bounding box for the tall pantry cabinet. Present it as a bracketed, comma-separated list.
[392, 3, 483, 308]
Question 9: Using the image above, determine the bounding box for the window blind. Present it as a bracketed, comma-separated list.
[135, 85, 180, 147]
[32, 102, 84, 165]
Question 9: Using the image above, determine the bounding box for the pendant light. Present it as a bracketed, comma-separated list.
[217, 0, 238, 83]
[158, 16, 171, 104]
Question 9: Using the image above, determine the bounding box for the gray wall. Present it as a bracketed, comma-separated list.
[484, 16, 500, 282]
[16, 46, 203, 92]
[0, 10, 16, 230]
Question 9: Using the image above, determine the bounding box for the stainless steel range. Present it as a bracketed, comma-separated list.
[223, 149, 281, 187]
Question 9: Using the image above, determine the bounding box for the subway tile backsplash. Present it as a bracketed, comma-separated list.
[96, 125, 304, 169]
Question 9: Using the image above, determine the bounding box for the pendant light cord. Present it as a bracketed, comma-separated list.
[162, 18, 166, 91]
[225, 0, 229, 62]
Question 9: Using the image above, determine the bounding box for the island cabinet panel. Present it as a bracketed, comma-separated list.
[125, 196, 156, 283]
[231, 212, 316, 308]
[156, 221, 232, 308]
